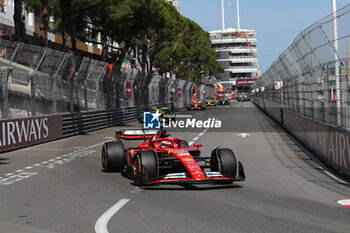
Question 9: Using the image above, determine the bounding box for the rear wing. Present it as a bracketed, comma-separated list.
[115, 129, 158, 140]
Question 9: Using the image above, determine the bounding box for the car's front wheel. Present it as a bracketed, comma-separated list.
[101, 142, 125, 172]
[133, 150, 159, 185]
[210, 148, 238, 182]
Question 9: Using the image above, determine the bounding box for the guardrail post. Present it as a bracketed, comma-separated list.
[323, 71, 330, 123]
[96, 63, 107, 110]
[52, 53, 68, 113]
[1, 66, 13, 118]
[341, 67, 348, 129]
[28, 70, 36, 116]
[1, 42, 22, 118]
[84, 60, 97, 111]
[29, 47, 48, 116]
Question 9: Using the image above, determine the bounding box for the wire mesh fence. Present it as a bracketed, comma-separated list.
[0, 38, 206, 119]
[253, 3, 350, 129]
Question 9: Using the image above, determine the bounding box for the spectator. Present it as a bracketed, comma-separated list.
[30, 54, 39, 69]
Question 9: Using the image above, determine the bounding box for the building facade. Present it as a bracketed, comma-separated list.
[165, 0, 180, 12]
[0, 0, 101, 56]
[210, 27, 258, 91]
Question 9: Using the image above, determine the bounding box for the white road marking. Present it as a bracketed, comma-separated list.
[237, 133, 251, 138]
[69, 146, 84, 149]
[188, 128, 208, 146]
[24, 148, 71, 151]
[337, 199, 350, 208]
[95, 199, 130, 233]
[0, 172, 38, 185]
[0, 139, 113, 186]
[130, 187, 142, 194]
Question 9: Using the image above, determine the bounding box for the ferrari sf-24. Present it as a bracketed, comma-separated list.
[101, 129, 245, 186]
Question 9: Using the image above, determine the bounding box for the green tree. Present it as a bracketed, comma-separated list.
[153, 16, 223, 82]
[23, 0, 223, 81]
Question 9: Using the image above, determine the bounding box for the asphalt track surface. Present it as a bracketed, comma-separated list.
[1, 101, 350, 233]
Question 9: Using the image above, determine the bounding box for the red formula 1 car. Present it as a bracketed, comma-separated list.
[187, 101, 206, 110]
[101, 129, 245, 185]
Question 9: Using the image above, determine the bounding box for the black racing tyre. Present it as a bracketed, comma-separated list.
[133, 150, 159, 185]
[210, 148, 237, 178]
[101, 142, 125, 172]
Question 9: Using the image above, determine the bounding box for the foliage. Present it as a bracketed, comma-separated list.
[23, 0, 223, 81]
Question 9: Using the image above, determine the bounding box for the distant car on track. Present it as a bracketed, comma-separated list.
[187, 101, 206, 110]
[218, 99, 230, 105]
[206, 97, 217, 106]
[101, 129, 245, 185]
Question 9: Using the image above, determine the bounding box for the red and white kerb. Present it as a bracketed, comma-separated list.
[337, 199, 350, 208]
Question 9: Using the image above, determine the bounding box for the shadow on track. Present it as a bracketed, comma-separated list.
[140, 183, 242, 191]
[0, 158, 9, 165]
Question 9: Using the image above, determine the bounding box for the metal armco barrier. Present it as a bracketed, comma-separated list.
[62, 104, 165, 137]
[0, 104, 170, 153]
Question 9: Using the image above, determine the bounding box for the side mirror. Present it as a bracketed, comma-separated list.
[193, 144, 202, 147]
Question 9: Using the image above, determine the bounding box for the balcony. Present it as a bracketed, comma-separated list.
[225, 66, 258, 73]
[211, 38, 257, 45]
[215, 47, 258, 54]
[217, 56, 257, 63]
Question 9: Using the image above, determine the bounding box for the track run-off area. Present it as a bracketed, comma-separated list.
[1, 101, 350, 233]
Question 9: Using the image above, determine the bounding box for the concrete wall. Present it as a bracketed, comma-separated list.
[254, 98, 350, 178]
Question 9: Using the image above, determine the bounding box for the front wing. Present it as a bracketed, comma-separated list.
[148, 176, 242, 185]
[147, 169, 245, 185]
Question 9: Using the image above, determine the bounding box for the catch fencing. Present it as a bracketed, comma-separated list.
[254, 4, 350, 129]
[253, 4, 350, 178]
[0, 38, 206, 119]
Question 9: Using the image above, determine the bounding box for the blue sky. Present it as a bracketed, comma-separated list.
[178, 0, 349, 72]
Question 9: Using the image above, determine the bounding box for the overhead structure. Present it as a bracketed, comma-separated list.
[236, 0, 240, 30]
[221, 0, 225, 30]
[209, 0, 260, 90]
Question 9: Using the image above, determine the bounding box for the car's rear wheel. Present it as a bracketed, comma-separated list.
[101, 142, 125, 172]
[133, 150, 159, 185]
[210, 148, 238, 182]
